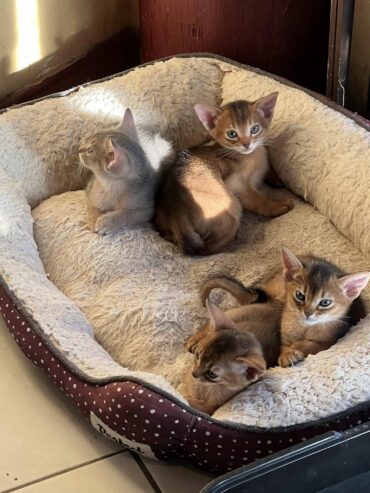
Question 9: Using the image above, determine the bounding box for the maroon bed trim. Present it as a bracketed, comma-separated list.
[1, 286, 370, 474]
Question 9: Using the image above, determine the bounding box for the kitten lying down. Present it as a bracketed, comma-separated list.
[264, 248, 370, 367]
[202, 248, 370, 367]
[181, 248, 369, 414]
[179, 298, 281, 415]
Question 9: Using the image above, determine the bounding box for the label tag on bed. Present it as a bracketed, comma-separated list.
[90, 411, 157, 460]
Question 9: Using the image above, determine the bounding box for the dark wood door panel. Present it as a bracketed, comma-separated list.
[139, 0, 331, 93]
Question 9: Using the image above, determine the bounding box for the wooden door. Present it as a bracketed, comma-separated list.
[139, 0, 331, 93]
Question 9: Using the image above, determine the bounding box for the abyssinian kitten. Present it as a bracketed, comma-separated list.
[79, 108, 157, 235]
[263, 247, 370, 367]
[179, 298, 281, 414]
[203, 248, 370, 368]
[155, 92, 293, 255]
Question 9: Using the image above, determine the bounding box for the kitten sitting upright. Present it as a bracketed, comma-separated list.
[79, 108, 170, 235]
[154, 93, 293, 255]
[179, 299, 280, 414]
[263, 248, 370, 367]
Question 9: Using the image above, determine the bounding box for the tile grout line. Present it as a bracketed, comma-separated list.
[1, 450, 125, 493]
[131, 453, 162, 493]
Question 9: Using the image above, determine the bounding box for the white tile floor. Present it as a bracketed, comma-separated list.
[0, 315, 215, 493]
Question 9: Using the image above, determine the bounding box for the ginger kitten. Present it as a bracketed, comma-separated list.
[266, 248, 370, 367]
[154, 93, 293, 255]
[79, 109, 158, 235]
[179, 299, 280, 414]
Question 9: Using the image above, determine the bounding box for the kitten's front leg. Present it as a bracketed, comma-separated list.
[278, 345, 304, 367]
[86, 203, 101, 232]
[292, 340, 331, 357]
[94, 212, 119, 235]
[186, 330, 207, 354]
[94, 207, 153, 235]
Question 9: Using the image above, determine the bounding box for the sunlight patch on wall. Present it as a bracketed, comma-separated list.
[15, 0, 41, 71]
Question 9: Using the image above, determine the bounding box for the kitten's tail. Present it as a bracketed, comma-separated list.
[200, 275, 262, 306]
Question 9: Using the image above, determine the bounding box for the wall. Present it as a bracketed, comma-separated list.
[346, 0, 370, 117]
[0, 0, 138, 101]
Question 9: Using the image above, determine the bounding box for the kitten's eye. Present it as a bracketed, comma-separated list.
[319, 299, 332, 308]
[250, 124, 261, 135]
[205, 370, 218, 380]
[295, 290, 305, 302]
[226, 130, 238, 139]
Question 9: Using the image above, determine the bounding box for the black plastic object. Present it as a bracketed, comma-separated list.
[201, 422, 370, 493]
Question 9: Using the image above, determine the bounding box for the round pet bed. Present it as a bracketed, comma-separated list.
[0, 54, 369, 474]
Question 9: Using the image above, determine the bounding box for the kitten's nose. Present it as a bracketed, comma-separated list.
[243, 142, 250, 149]
[304, 311, 313, 319]
[191, 370, 199, 379]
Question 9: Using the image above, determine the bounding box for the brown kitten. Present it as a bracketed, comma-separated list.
[261, 247, 370, 367]
[179, 299, 280, 414]
[154, 93, 293, 255]
[79, 109, 157, 235]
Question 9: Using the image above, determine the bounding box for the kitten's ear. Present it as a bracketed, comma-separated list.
[254, 92, 278, 120]
[118, 108, 138, 141]
[206, 299, 238, 331]
[281, 247, 303, 281]
[194, 103, 221, 131]
[107, 139, 126, 172]
[237, 352, 266, 381]
[338, 272, 370, 299]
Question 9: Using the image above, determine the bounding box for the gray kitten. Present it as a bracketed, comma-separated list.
[79, 108, 172, 235]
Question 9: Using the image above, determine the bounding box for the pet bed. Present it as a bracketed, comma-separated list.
[0, 54, 369, 474]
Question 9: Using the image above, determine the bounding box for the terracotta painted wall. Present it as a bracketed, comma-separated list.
[0, 0, 139, 100]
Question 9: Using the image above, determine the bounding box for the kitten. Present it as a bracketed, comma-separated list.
[262, 247, 370, 367]
[200, 253, 369, 368]
[154, 93, 293, 255]
[179, 299, 280, 414]
[79, 108, 158, 235]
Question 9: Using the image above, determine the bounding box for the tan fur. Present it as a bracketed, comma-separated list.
[154, 94, 293, 255]
[200, 275, 260, 306]
[260, 248, 370, 367]
[154, 147, 242, 254]
[179, 299, 280, 414]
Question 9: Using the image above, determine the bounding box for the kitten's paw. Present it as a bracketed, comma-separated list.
[278, 349, 304, 367]
[269, 199, 294, 217]
[94, 215, 117, 235]
[185, 339, 197, 353]
[186, 337, 204, 355]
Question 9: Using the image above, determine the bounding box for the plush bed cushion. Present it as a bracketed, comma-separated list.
[32, 185, 370, 428]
